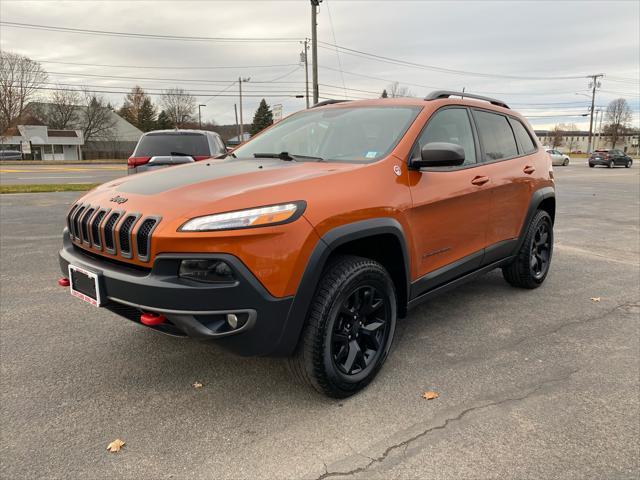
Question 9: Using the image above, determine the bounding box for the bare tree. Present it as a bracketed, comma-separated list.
[0, 50, 48, 133]
[557, 123, 577, 151]
[387, 82, 413, 98]
[79, 90, 116, 143]
[161, 88, 195, 127]
[549, 124, 565, 148]
[603, 98, 632, 148]
[47, 87, 81, 129]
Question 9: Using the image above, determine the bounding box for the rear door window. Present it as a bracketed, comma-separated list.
[414, 107, 477, 165]
[134, 133, 210, 157]
[509, 119, 537, 155]
[473, 110, 519, 161]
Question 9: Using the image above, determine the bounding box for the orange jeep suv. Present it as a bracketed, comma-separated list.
[59, 91, 555, 397]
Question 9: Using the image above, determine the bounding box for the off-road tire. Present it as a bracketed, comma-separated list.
[502, 210, 553, 289]
[287, 255, 397, 398]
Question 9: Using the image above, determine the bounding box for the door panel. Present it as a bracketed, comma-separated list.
[407, 168, 491, 280]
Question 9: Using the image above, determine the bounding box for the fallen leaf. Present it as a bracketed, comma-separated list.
[192, 381, 203, 389]
[422, 391, 439, 400]
[106, 439, 125, 453]
[590, 297, 601, 302]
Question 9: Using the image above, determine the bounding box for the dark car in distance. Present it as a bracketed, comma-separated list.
[0, 150, 23, 160]
[589, 149, 633, 168]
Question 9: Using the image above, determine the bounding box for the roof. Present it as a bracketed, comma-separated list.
[1, 125, 84, 145]
[26, 102, 143, 142]
[48, 130, 78, 138]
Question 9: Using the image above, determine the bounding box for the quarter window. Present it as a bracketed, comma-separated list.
[509, 119, 536, 155]
[474, 110, 518, 161]
[415, 108, 476, 165]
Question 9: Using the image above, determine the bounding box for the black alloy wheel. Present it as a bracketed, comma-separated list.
[288, 255, 397, 398]
[530, 221, 551, 280]
[331, 285, 391, 376]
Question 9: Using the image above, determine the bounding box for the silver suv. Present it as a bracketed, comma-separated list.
[127, 130, 226, 175]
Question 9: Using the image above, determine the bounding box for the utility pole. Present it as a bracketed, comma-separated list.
[198, 104, 206, 129]
[238, 77, 250, 138]
[310, 0, 322, 105]
[301, 39, 310, 108]
[587, 73, 604, 154]
[234, 104, 239, 138]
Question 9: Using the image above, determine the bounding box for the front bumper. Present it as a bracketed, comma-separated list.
[59, 229, 293, 356]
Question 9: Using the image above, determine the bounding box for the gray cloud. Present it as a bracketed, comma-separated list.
[1, 0, 638, 128]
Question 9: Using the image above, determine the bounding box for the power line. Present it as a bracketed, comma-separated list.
[37, 71, 306, 85]
[34, 59, 301, 70]
[324, 0, 347, 99]
[0, 21, 303, 43]
[317, 41, 591, 81]
[28, 86, 305, 98]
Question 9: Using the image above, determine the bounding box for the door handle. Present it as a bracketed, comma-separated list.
[471, 175, 490, 186]
[524, 165, 536, 174]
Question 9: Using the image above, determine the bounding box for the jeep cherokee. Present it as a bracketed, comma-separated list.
[59, 91, 555, 398]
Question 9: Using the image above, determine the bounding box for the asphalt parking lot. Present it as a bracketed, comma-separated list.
[0, 164, 127, 185]
[1, 163, 638, 479]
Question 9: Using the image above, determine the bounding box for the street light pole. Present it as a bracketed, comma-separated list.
[198, 104, 206, 128]
[310, 0, 322, 105]
[238, 77, 250, 138]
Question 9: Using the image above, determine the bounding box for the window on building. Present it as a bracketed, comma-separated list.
[53, 145, 63, 154]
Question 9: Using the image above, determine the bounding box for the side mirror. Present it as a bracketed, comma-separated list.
[410, 142, 465, 169]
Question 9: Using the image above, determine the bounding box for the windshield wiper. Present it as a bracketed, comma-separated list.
[253, 152, 324, 162]
[170, 151, 191, 157]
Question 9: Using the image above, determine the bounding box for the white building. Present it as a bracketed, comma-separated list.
[1, 125, 84, 160]
[535, 130, 639, 154]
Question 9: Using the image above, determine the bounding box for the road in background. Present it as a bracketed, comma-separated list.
[0, 164, 127, 185]
[0, 164, 638, 479]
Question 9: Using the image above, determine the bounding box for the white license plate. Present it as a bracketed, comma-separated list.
[68, 265, 102, 307]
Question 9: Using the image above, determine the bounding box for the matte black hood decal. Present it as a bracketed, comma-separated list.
[116, 158, 294, 195]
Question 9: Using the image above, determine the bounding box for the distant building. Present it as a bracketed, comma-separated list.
[1, 125, 84, 160]
[535, 130, 639, 154]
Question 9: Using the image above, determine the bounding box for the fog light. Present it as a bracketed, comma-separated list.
[179, 259, 236, 283]
[227, 313, 239, 329]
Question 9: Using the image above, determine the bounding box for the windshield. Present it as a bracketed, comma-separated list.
[233, 106, 421, 163]
[134, 132, 210, 157]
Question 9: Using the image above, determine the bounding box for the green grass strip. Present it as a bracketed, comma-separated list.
[0, 183, 101, 194]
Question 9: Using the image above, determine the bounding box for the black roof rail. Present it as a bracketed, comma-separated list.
[311, 99, 350, 108]
[425, 90, 510, 109]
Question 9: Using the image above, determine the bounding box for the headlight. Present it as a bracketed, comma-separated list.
[179, 201, 304, 232]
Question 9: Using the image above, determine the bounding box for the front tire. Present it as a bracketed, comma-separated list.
[589, 163, 594, 168]
[626, 160, 632, 168]
[563, 158, 569, 166]
[502, 210, 553, 289]
[609, 161, 614, 168]
[288, 255, 397, 398]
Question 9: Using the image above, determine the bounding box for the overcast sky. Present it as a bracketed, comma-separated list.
[1, 0, 639, 130]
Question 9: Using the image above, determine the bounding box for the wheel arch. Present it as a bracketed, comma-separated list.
[514, 186, 555, 254]
[274, 218, 410, 356]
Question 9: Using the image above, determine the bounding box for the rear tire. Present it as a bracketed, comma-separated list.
[502, 210, 553, 289]
[589, 163, 594, 168]
[287, 255, 397, 398]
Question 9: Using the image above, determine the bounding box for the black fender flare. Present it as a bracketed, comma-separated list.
[514, 186, 555, 253]
[274, 217, 410, 356]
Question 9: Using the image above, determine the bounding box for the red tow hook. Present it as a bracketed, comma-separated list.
[140, 312, 166, 326]
[58, 278, 70, 287]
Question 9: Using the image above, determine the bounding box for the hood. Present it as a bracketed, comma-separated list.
[79, 158, 362, 225]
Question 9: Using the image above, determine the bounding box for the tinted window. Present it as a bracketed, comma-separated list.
[415, 108, 476, 165]
[474, 110, 518, 161]
[134, 133, 211, 157]
[233, 106, 420, 163]
[510, 119, 536, 154]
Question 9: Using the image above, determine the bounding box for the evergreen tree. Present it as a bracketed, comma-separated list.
[250, 99, 273, 135]
[138, 97, 157, 132]
[156, 109, 172, 129]
[381, 89, 388, 98]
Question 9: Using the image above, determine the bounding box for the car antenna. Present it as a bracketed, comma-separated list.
[461, 87, 465, 99]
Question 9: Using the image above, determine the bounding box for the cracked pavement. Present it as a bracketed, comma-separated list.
[1, 163, 639, 479]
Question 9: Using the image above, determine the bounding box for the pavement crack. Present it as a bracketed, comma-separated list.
[315, 369, 579, 480]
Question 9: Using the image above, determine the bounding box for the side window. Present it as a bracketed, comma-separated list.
[415, 108, 476, 165]
[474, 110, 519, 161]
[509, 118, 536, 155]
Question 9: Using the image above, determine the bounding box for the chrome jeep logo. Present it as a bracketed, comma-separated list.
[110, 195, 128, 204]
